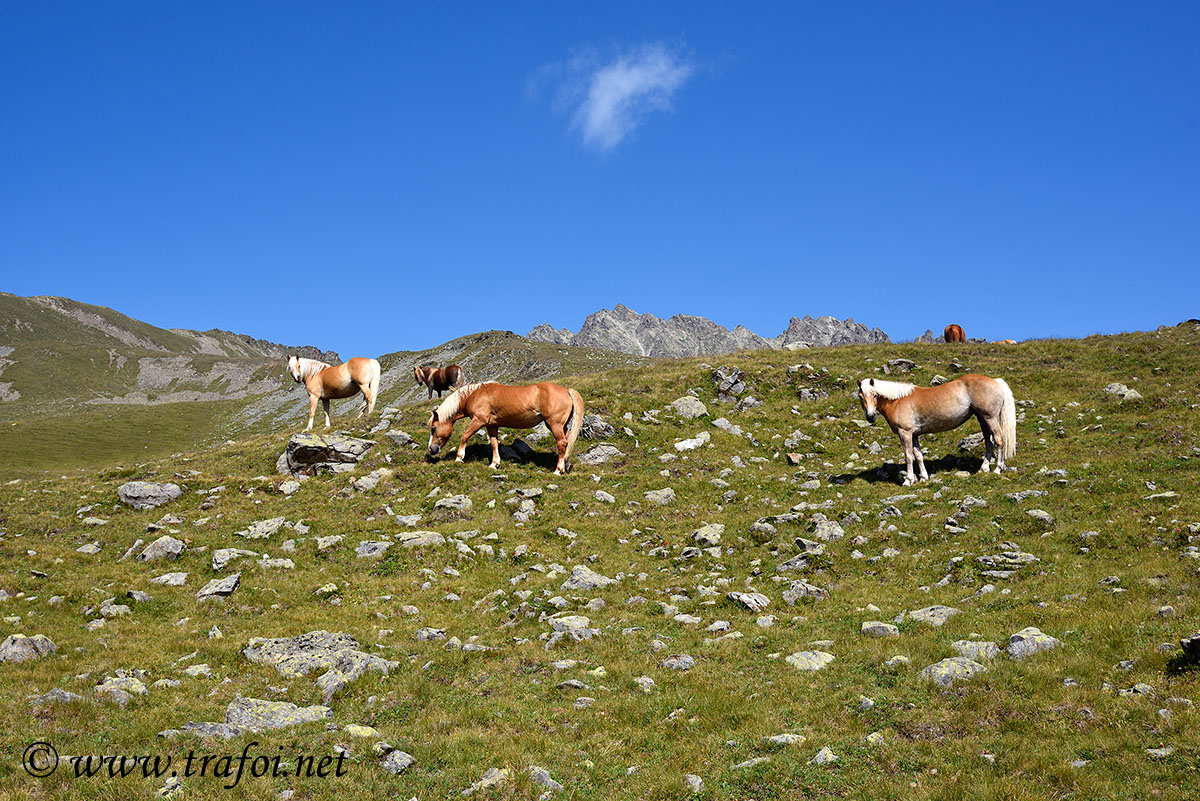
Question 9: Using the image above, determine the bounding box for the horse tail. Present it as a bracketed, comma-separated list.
[564, 388, 584, 469]
[364, 359, 381, 416]
[995, 377, 1016, 459]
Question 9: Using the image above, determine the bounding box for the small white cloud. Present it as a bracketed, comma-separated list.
[537, 43, 695, 151]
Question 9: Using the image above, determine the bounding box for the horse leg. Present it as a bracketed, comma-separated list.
[322, 398, 331, 429]
[457, 419, 485, 463]
[487, 425, 501, 469]
[913, 433, 929, 481]
[982, 412, 1006, 472]
[305, 395, 318, 431]
[899, 430, 917, 486]
[976, 413, 993, 473]
[547, 418, 569, 475]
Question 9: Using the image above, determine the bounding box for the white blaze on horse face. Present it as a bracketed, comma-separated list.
[287, 356, 303, 383]
[858, 379, 877, 423]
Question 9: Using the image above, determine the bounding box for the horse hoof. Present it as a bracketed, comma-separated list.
[488, 463, 498, 470]
[455, 457, 464, 464]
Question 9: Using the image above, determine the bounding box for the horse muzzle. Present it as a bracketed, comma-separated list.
[865, 412, 876, 424]
[427, 444, 441, 457]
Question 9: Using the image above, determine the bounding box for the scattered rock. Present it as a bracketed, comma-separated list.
[1007, 627, 1062, 659]
[785, 651, 835, 672]
[0, 634, 56, 663]
[276, 432, 375, 477]
[118, 481, 182, 509]
[919, 657, 987, 687]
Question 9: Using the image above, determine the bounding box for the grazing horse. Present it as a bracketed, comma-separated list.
[944, 324, 966, 343]
[427, 381, 584, 475]
[858, 374, 1016, 486]
[414, 364, 465, 399]
[287, 355, 381, 431]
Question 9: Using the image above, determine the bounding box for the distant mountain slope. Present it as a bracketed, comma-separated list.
[0, 293, 336, 415]
[528, 304, 889, 357]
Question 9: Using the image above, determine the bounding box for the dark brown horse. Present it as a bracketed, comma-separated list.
[427, 381, 584, 475]
[944, 324, 966, 343]
[414, 364, 465, 399]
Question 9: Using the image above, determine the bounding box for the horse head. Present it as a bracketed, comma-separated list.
[287, 355, 303, 383]
[427, 409, 453, 457]
[858, 378, 878, 424]
[414, 365, 427, 385]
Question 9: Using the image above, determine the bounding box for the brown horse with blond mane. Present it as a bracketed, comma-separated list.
[427, 381, 584, 475]
[414, 364, 465, 399]
[287, 355, 381, 431]
[943, 324, 966, 343]
[858, 374, 1015, 486]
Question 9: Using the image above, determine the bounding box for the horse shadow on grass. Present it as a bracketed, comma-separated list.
[430, 443, 561, 473]
[830, 454, 984, 486]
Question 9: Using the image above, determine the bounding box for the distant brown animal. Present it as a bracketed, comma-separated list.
[427, 381, 584, 475]
[288, 355, 381, 431]
[414, 364, 465, 399]
[858, 374, 1016, 486]
[999, 339, 1017, 345]
[944, 324, 966, 343]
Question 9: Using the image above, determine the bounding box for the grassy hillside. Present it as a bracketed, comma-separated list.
[0, 325, 1197, 799]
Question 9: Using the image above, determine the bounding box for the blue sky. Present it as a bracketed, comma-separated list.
[2, 2, 1197, 357]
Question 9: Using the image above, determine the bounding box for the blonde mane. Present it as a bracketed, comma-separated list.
[862, 378, 915, 400]
[435, 381, 496, 419]
[299, 357, 331, 381]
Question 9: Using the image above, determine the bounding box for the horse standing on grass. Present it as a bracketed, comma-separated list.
[427, 381, 584, 475]
[857, 374, 1016, 486]
[944, 324, 966, 343]
[414, 364, 465, 399]
[287, 355, 381, 431]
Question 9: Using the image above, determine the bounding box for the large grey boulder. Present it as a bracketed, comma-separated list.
[581, 414, 616, 439]
[276, 432, 375, 477]
[196, 573, 240, 602]
[137, 535, 186, 562]
[118, 481, 182, 510]
[576, 444, 624, 466]
[561, 565, 617, 591]
[0, 634, 57, 663]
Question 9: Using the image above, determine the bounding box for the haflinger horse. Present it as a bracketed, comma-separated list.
[999, 339, 1017, 345]
[944, 324, 966, 343]
[858, 374, 1016, 486]
[414, 364, 465, 399]
[427, 381, 584, 475]
[287, 355, 381, 431]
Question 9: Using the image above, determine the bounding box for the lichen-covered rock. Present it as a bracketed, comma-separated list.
[118, 481, 182, 509]
[670, 396, 708, 419]
[223, 696, 332, 732]
[1006, 627, 1062, 659]
[861, 621, 899, 638]
[918, 657, 986, 687]
[899, 605, 961, 627]
[952, 640, 1001, 661]
[243, 630, 399, 703]
[785, 651, 835, 672]
[0, 633, 57, 664]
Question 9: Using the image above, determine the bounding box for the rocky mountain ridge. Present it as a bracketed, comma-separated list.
[528, 304, 890, 357]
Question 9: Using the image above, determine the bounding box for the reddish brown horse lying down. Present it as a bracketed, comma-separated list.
[427, 381, 584, 475]
[944, 324, 966, 343]
[858, 374, 1016, 486]
[414, 364, 465, 399]
[288, 355, 381, 431]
